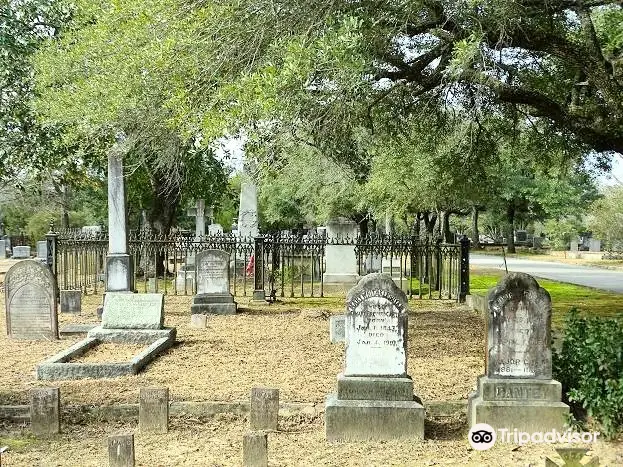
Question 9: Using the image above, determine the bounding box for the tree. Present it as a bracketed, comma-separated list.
[588, 185, 623, 248]
[33, 0, 230, 234]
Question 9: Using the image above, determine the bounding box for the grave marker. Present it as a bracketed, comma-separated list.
[329, 315, 345, 343]
[12, 246, 31, 259]
[243, 432, 268, 467]
[5, 260, 58, 340]
[0, 239, 6, 259]
[468, 272, 569, 436]
[250, 388, 279, 431]
[30, 387, 60, 435]
[323, 218, 359, 286]
[102, 293, 164, 329]
[325, 273, 424, 441]
[108, 434, 135, 467]
[139, 387, 169, 433]
[60, 290, 81, 314]
[191, 250, 237, 315]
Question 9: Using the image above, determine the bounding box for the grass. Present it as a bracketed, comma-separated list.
[470, 268, 623, 327]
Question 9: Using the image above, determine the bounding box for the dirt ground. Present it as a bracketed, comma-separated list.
[0, 288, 621, 465]
[0, 295, 483, 406]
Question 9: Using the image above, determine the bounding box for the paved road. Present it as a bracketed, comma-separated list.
[470, 254, 623, 294]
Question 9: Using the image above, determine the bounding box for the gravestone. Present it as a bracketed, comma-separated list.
[238, 170, 259, 238]
[323, 218, 359, 286]
[190, 313, 207, 328]
[250, 387, 279, 431]
[102, 293, 164, 329]
[467, 273, 569, 436]
[36, 241, 47, 260]
[139, 387, 168, 433]
[60, 290, 81, 314]
[589, 238, 601, 252]
[148, 278, 157, 293]
[105, 145, 134, 292]
[5, 260, 58, 340]
[325, 273, 424, 441]
[329, 315, 345, 343]
[108, 434, 135, 467]
[569, 238, 579, 252]
[12, 246, 31, 259]
[190, 250, 237, 314]
[30, 387, 60, 435]
[0, 239, 6, 259]
[243, 432, 268, 467]
[208, 223, 224, 235]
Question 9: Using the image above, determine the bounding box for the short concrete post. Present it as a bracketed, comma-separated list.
[108, 434, 135, 467]
[139, 387, 169, 433]
[30, 387, 60, 435]
[250, 387, 279, 431]
[243, 431, 267, 467]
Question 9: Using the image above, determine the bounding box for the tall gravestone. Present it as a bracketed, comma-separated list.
[323, 218, 360, 286]
[238, 170, 259, 238]
[325, 274, 424, 441]
[106, 142, 134, 292]
[190, 250, 237, 314]
[0, 239, 6, 259]
[5, 260, 58, 340]
[468, 273, 569, 435]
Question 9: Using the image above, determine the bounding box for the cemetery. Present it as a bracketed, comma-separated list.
[2, 0, 623, 465]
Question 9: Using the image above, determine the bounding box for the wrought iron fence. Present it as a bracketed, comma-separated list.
[48, 229, 469, 301]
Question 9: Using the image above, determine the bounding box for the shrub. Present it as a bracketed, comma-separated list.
[553, 308, 623, 439]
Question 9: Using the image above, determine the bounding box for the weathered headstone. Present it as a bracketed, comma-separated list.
[12, 246, 31, 259]
[589, 238, 601, 252]
[243, 432, 268, 467]
[0, 239, 6, 259]
[108, 434, 135, 467]
[5, 260, 58, 340]
[30, 387, 60, 435]
[208, 223, 224, 235]
[569, 238, 579, 252]
[329, 315, 345, 343]
[190, 313, 207, 328]
[60, 290, 81, 314]
[36, 241, 47, 259]
[325, 274, 424, 441]
[190, 250, 237, 314]
[468, 273, 569, 436]
[139, 387, 168, 433]
[238, 170, 259, 238]
[148, 278, 157, 293]
[102, 293, 164, 329]
[323, 218, 359, 286]
[250, 387, 279, 431]
[106, 145, 134, 292]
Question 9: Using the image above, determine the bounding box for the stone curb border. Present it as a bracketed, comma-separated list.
[0, 399, 466, 423]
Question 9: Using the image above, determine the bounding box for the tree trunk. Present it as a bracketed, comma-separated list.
[61, 185, 70, 229]
[471, 205, 480, 248]
[148, 170, 181, 276]
[440, 210, 452, 243]
[422, 212, 437, 240]
[506, 204, 516, 254]
[413, 213, 421, 238]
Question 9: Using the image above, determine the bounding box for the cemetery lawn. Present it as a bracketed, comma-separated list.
[470, 269, 623, 328]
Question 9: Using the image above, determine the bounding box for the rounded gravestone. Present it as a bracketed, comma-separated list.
[5, 260, 58, 340]
[344, 273, 408, 377]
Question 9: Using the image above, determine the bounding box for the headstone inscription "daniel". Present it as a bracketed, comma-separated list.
[325, 274, 424, 441]
[468, 273, 569, 436]
[5, 260, 58, 340]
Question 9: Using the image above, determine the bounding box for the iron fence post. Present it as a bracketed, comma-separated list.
[46, 221, 59, 298]
[253, 236, 266, 301]
[459, 234, 470, 302]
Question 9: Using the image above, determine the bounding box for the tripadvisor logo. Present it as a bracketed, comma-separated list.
[468, 424, 601, 450]
[468, 423, 497, 450]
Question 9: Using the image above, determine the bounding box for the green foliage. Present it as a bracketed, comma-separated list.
[544, 218, 585, 251]
[553, 309, 623, 438]
[588, 186, 623, 248]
